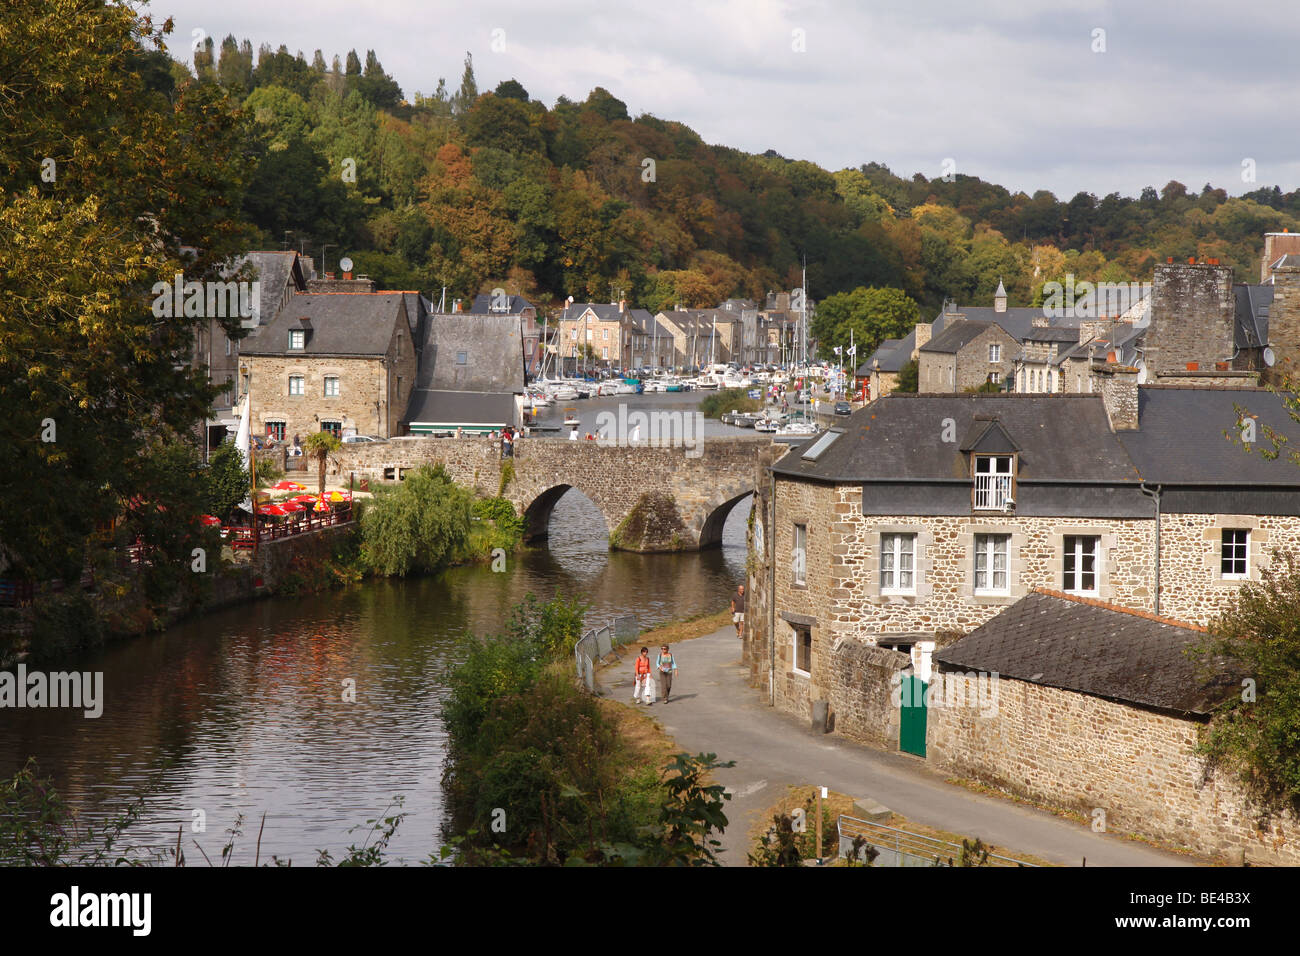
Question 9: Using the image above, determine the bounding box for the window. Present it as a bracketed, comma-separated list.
[456, 351, 468, 366]
[265, 421, 285, 441]
[321, 420, 341, 438]
[974, 534, 1009, 594]
[324, 376, 340, 397]
[225, 338, 232, 356]
[793, 523, 807, 586]
[396, 375, 403, 397]
[989, 371, 1001, 385]
[1063, 536, 1099, 594]
[571, 329, 577, 341]
[603, 329, 609, 341]
[989, 344, 1001, 363]
[289, 375, 304, 396]
[881, 533, 916, 593]
[792, 625, 812, 675]
[603, 347, 609, 359]
[973, 455, 1014, 510]
[289, 329, 305, 350]
[1222, 529, 1249, 578]
[801, 429, 841, 461]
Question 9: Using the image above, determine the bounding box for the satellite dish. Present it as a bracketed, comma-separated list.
[1264, 347, 1277, 367]
[1135, 359, 1148, 384]
[339, 256, 354, 273]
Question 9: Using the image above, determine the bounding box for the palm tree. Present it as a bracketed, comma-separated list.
[303, 431, 342, 500]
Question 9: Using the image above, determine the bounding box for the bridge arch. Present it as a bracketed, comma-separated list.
[521, 484, 611, 543]
[698, 490, 756, 550]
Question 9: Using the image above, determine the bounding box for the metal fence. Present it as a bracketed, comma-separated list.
[836, 814, 1036, 867]
[574, 615, 640, 693]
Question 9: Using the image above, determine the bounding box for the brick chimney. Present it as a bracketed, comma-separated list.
[1265, 259, 1300, 385]
[1094, 365, 1140, 430]
[1145, 262, 1233, 379]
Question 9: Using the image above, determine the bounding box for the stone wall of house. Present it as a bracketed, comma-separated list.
[1263, 263, 1300, 386]
[955, 326, 1017, 391]
[927, 673, 1300, 864]
[1146, 263, 1235, 376]
[918, 354, 955, 392]
[1157, 512, 1300, 624]
[334, 435, 776, 551]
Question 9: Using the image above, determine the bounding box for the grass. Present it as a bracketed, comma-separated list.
[634, 609, 732, 647]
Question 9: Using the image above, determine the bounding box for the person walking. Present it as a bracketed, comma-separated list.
[730, 583, 746, 639]
[656, 645, 677, 703]
[633, 647, 652, 704]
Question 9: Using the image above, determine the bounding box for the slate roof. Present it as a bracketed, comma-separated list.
[418, 313, 525, 392]
[933, 589, 1240, 717]
[469, 293, 535, 315]
[229, 251, 306, 326]
[858, 338, 902, 376]
[405, 389, 517, 427]
[1054, 321, 1143, 366]
[937, 306, 1068, 340]
[1022, 326, 1081, 344]
[241, 292, 408, 357]
[1117, 386, 1300, 484]
[919, 320, 997, 354]
[1234, 284, 1272, 351]
[772, 393, 1139, 483]
[865, 314, 955, 374]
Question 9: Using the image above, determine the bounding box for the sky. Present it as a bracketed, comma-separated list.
[142, 0, 1300, 200]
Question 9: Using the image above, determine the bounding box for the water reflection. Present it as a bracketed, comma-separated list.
[0, 489, 751, 863]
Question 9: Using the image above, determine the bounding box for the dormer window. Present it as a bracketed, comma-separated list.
[973, 455, 1014, 510]
[289, 329, 305, 350]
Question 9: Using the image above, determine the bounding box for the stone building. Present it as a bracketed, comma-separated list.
[928, 589, 1299, 864]
[744, 383, 1300, 751]
[917, 320, 1019, 391]
[240, 292, 417, 441]
[403, 312, 525, 435]
[557, 302, 658, 372]
[469, 293, 541, 377]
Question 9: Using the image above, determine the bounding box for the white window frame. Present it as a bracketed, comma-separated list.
[791, 624, 812, 677]
[1063, 535, 1100, 595]
[324, 376, 340, 397]
[288, 375, 305, 396]
[880, 533, 916, 594]
[1221, 529, 1249, 579]
[793, 523, 807, 586]
[973, 534, 1010, 595]
[973, 455, 1014, 510]
[989, 343, 1001, 363]
[288, 329, 305, 350]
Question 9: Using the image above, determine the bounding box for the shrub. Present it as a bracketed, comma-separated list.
[700, 388, 763, 418]
[360, 465, 472, 576]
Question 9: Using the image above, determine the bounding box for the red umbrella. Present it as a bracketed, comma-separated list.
[273, 480, 305, 491]
[200, 514, 222, 526]
[289, 494, 318, 505]
[280, 501, 305, 513]
[257, 504, 290, 516]
[313, 498, 332, 513]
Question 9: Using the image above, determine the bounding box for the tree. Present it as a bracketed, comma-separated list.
[451, 52, 477, 116]
[812, 286, 920, 356]
[0, 0, 254, 581]
[359, 465, 472, 576]
[1193, 553, 1300, 818]
[303, 431, 341, 500]
[203, 441, 250, 520]
[494, 79, 529, 102]
[895, 359, 919, 393]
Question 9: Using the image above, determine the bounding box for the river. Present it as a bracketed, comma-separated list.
[0, 458, 752, 864]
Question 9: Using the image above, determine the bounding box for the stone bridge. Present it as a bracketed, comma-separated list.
[332, 435, 782, 551]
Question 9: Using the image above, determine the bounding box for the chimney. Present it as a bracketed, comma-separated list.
[1096, 365, 1140, 431]
[342, 271, 353, 281]
[619, 299, 626, 314]
[912, 322, 932, 358]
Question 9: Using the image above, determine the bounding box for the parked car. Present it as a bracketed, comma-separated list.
[833, 401, 852, 416]
[342, 434, 388, 444]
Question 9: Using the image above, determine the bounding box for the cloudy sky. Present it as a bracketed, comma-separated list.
[145, 0, 1300, 199]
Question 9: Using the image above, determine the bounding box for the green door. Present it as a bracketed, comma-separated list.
[899, 675, 928, 757]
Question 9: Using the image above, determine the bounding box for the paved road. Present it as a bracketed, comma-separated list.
[598, 625, 1195, 867]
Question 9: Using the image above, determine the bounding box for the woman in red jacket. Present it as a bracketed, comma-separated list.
[633, 647, 652, 704]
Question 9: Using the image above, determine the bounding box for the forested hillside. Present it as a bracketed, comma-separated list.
[193, 38, 1300, 312]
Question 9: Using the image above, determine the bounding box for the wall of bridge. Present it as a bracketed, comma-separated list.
[332, 435, 781, 551]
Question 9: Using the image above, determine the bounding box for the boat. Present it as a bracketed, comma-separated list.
[777, 421, 818, 436]
[597, 380, 621, 396]
[664, 379, 684, 392]
[754, 419, 780, 434]
[562, 407, 581, 427]
[615, 381, 637, 395]
[551, 384, 579, 401]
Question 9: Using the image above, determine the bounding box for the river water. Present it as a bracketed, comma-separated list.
[0, 400, 754, 864]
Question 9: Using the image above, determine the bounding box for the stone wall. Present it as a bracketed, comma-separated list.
[954, 325, 1018, 391]
[333, 435, 777, 551]
[918, 353, 955, 392]
[1264, 264, 1300, 386]
[927, 672, 1300, 864]
[1146, 263, 1235, 376]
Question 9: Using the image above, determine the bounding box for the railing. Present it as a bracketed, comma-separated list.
[836, 814, 1035, 867]
[973, 474, 1012, 510]
[228, 507, 354, 551]
[574, 615, 640, 693]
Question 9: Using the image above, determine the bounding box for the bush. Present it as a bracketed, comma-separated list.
[700, 388, 763, 418]
[360, 465, 472, 576]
